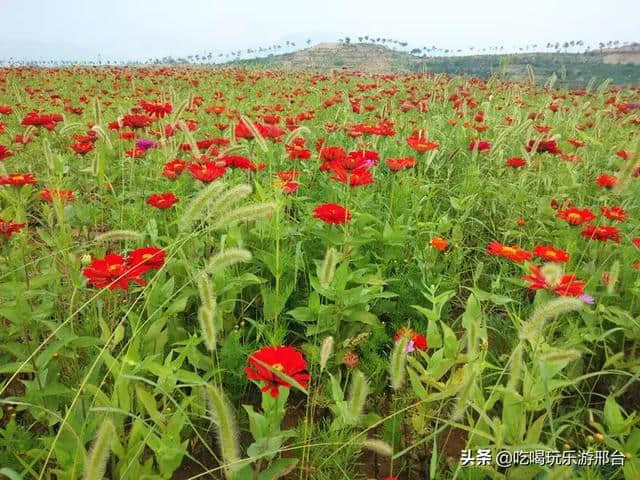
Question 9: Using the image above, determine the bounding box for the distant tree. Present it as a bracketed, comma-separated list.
[411, 48, 421, 55]
[306, 38, 311, 45]
[345, 37, 351, 44]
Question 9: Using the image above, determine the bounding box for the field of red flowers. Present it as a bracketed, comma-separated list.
[0, 67, 639, 479]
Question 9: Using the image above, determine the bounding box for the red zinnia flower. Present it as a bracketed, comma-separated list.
[125, 147, 147, 158]
[0, 173, 37, 186]
[244, 345, 310, 397]
[330, 166, 374, 187]
[506, 157, 526, 168]
[71, 142, 94, 155]
[430, 237, 448, 252]
[487, 241, 531, 263]
[82, 253, 146, 290]
[581, 225, 620, 243]
[386, 157, 415, 171]
[406, 136, 439, 153]
[121, 114, 151, 129]
[0, 218, 26, 238]
[393, 327, 428, 351]
[281, 181, 299, 194]
[616, 149, 631, 160]
[313, 203, 352, 224]
[600, 206, 627, 222]
[596, 175, 618, 189]
[556, 207, 596, 226]
[188, 162, 226, 182]
[568, 139, 586, 148]
[0, 145, 12, 161]
[277, 170, 299, 181]
[40, 189, 74, 203]
[533, 245, 569, 263]
[163, 159, 187, 179]
[126, 247, 166, 273]
[147, 193, 179, 209]
[286, 144, 312, 160]
[522, 265, 585, 297]
[469, 140, 491, 152]
[526, 139, 562, 154]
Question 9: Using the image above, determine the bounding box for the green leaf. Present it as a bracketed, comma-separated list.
[525, 413, 547, 444]
[604, 395, 626, 434]
[258, 458, 298, 480]
[0, 468, 24, 480]
[625, 459, 640, 480]
[135, 386, 163, 426]
[441, 322, 458, 359]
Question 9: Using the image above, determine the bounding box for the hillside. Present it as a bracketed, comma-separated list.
[229, 42, 640, 86]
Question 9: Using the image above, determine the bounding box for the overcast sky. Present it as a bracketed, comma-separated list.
[1, 0, 638, 61]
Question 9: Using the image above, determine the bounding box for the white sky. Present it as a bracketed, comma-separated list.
[0, 0, 638, 61]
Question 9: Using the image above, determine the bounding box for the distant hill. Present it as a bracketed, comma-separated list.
[227, 42, 640, 86]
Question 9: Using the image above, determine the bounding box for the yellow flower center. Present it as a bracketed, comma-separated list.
[272, 363, 285, 371]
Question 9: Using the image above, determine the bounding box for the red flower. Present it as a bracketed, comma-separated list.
[581, 225, 620, 243]
[394, 327, 428, 351]
[506, 157, 526, 168]
[121, 114, 151, 129]
[83, 253, 146, 290]
[632, 238, 640, 248]
[533, 245, 569, 263]
[600, 206, 627, 222]
[487, 241, 531, 263]
[313, 203, 352, 224]
[0, 173, 37, 186]
[616, 149, 631, 160]
[126, 247, 166, 273]
[568, 139, 586, 148]
[0, 145, 12, 161]
[219, 155, 260, 171]
[282, 181, 299, 194]
[330, 166, 374, 187]
[244, 346, 310, 397]
[139, 100, 172, 118]
[147, 193, 178, 209]
[188, 162, 226, 182]
[163, 159, 187, 179]
[277, 170, 299, 181]
[596, 175, 618, 189]
[320, 146, 347, 163]
[522, 265, 585, 297]
[71, 142, 94, 155]
[0, 218, 26, 238]
[469, 140, 491, 152]
[526, 139, 562, 154]
[386, 157, 415, 171]
[406, 136, 439, 153]
[556, 207, 596, 226]
[125, 147, 147, 158]
[40, 189, 74, 203]
[430, 237, 448, 252]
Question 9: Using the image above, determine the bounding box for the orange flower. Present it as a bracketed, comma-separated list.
[487, 242, 531, 263]
[430, 237, 448, 252]
[533, 245, 569, 263]
[406, 136, 439, 153]
[556, 207, 596, 226]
